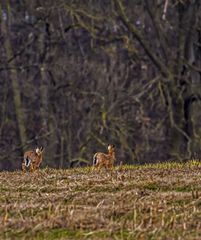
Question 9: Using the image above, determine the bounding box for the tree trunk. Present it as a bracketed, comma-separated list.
[1, 2, 27, 152]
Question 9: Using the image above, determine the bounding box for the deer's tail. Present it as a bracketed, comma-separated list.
[93, 153, 98, 166]
[25, 156, 31, 167]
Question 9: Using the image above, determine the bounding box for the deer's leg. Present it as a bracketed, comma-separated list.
[92, 164, 97, 171]
[97, 162, 102, 172]
[35, 165, 40, 172]
[22, 163, 26, 173]
[29, 163, 34, 172]
[99, 161, 107, 172]
[107, 161, 114, 171]
[106, 163, 110, 170]
[33, 164, 39, 172]
[35, 160, 42, 170]
[33, 160, 41, 172]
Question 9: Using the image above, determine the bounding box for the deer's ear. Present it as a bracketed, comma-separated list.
[112, 144, 115, 148]
[40, 146, 44, 151]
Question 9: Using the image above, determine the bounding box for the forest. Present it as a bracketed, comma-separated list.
[0, 0, 201, 171]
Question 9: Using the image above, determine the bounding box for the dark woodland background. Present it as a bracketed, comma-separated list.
[0, 0, 201, 170]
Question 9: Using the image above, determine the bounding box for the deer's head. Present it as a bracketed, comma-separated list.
[35, 146, 44, 156]
[108, 144, 115, 152]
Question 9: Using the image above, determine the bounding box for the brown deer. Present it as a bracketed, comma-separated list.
[22, 146, 44, 172]
[93, 144, 116, 170]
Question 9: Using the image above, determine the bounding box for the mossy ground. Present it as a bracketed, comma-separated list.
[0, 161, 201, 239]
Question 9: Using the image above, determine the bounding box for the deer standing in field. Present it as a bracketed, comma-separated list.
[22, 146, 44, 172]
[93, 144, 116, 170]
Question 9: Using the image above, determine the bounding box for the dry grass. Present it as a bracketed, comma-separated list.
[0, 161, 201, 239]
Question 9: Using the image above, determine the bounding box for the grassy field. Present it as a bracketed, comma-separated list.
[0, 161, 201, 240]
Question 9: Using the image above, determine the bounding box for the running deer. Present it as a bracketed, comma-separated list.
[93, 144, 116, 170]
[22, 146, 44, 172]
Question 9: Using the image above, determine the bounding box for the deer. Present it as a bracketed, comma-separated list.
[22, 146, 44, 172]
[93, 144, 116, 171]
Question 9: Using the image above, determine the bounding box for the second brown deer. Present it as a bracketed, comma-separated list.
[22, 146, 44, 172]
[93, 144, 116, 170]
